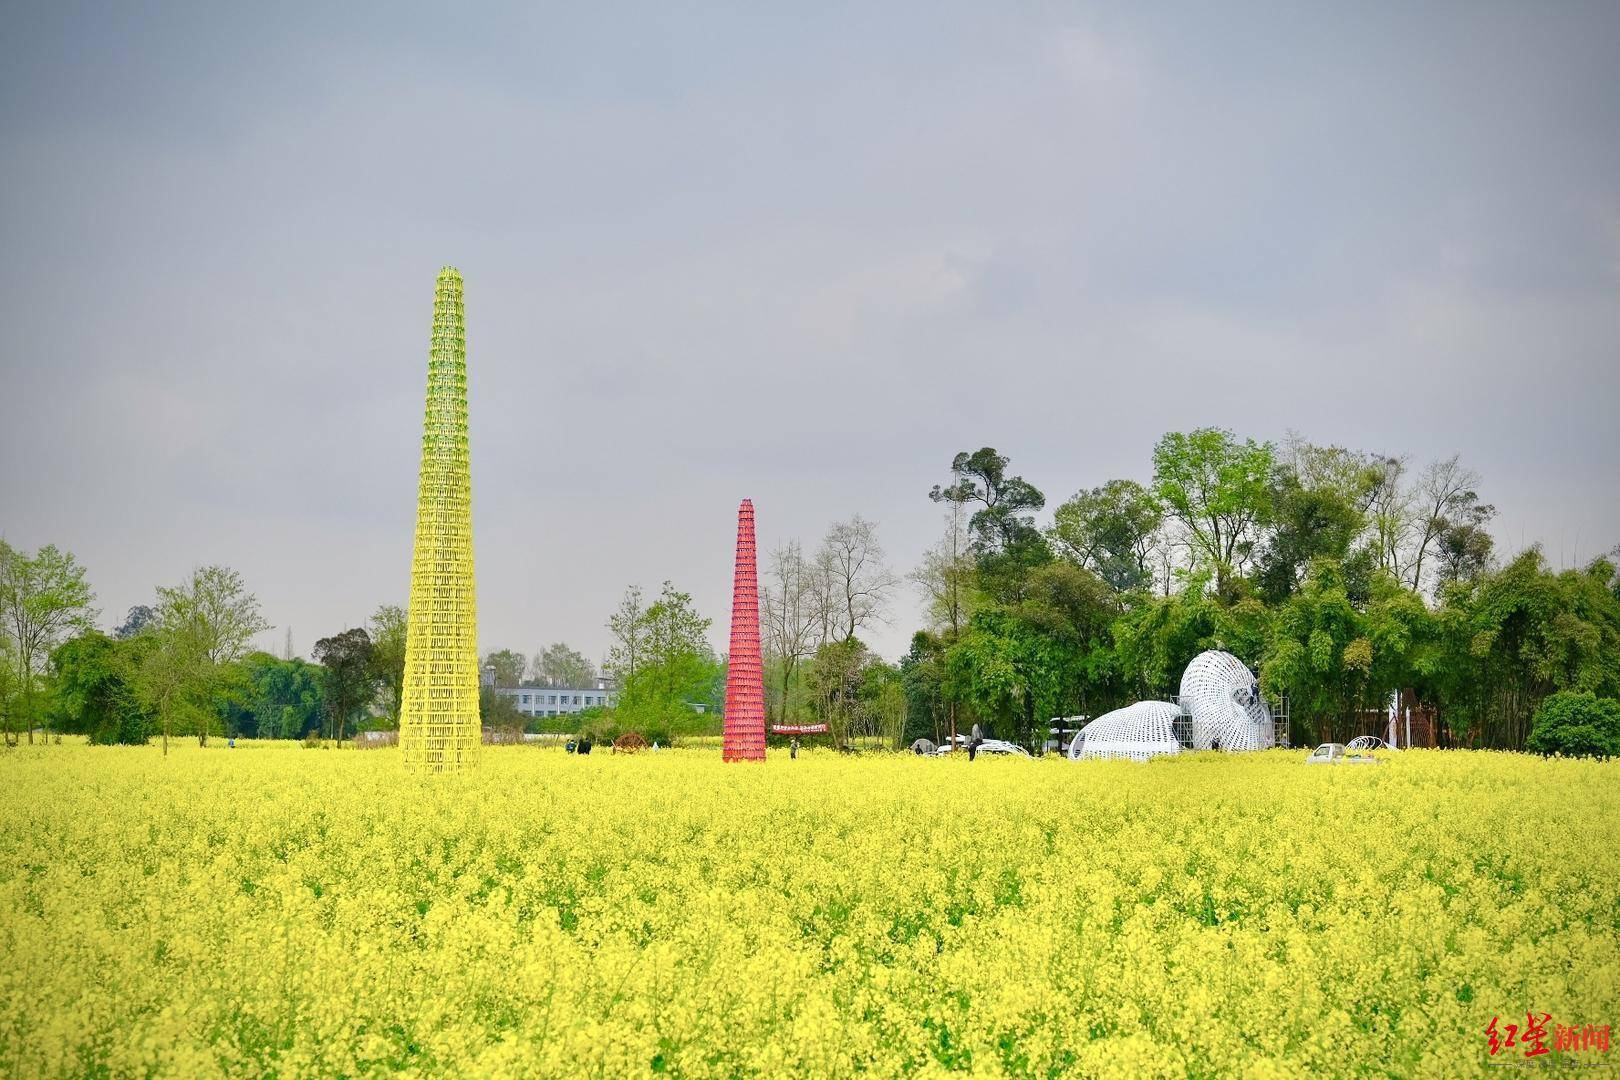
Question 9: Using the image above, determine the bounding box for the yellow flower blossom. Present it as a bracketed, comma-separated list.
[0, 743, 1614, 1077]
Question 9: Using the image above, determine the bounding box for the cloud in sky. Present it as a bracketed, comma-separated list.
[3, 1, 1617, 662]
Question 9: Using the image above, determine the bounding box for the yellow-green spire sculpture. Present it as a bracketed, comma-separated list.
[400, 267, 480, 771]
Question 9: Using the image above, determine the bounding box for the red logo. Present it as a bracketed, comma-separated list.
[1487, 1014, 1610, 1060]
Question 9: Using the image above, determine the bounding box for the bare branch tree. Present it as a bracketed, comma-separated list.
[1407, 455, 1484, 592]
[529, 642, 596, 689]
[1367, 455, 1414, 579]
[815, 515, 898, 642]
[911, 504, 974, 638]
[761, 541, 818, 723]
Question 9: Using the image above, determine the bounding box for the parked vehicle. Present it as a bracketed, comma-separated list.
[1304, 742, 1379, 765]
[935, 738, 1030, 758]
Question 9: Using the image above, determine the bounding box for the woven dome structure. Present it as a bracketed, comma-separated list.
[1179, 650, 1272, 751]
[1068, 701, 1184, 761]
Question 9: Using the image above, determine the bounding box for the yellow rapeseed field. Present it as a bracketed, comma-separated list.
[1, 743, 1615, 1077]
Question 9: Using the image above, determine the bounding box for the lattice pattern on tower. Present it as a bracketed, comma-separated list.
[1068, 701, 1185, 761]
[400, 267, 480, 772]
[722, 499, 766, 761]
[1179, 650, 1273, 752]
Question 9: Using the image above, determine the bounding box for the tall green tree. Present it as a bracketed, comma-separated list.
[228, 652, 324, 739]
[946, 609, 1075, 749]
[479, 684, 526, 735]
[135, 614, 210, 756]
[859, 661, 908, 750]
[314, 628, 374, 743]
[605, 585, 647, 683]
[1261, 560, 1376, 744]
[945, 559, 1124, 748]
[150, 565, 270, 746]
[49, 631, 151, 745]
[1431, 550, 1620, 748]
[931, 447, 1048, 558]
[367, 604, 408, 725]
[0, 636, 17, 742]
[615, 582, 718, 731]
[932, 448, 1050, 602]
[900, 631, 950, 746]
[1109, 573, 1270, 701]
[1111, 581, 1221, 700]
[0, 541, 97, 743]
[1049, 479, 1163, 598]
[1254, 446, 1376, 604]
[482, 649, 526, 689]
[1151, 428, 1274, 592]
[805, 637, 871, 748]
[1433, 503, 1496, 586]
[113, 605, 155, 640]
[529, 642, 596, 688]
[1359, 573, 1442, 710]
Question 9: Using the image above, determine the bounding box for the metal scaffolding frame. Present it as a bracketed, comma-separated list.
[400, 268, 480, 773]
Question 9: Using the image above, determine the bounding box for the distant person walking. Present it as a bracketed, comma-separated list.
[969, 722, 983, 761]
[790, 736, 799, 760]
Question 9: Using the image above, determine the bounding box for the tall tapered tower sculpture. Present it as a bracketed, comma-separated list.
[400, 267, 480, 772]
[723, 499, 767, 761]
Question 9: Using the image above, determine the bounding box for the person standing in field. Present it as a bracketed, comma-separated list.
[969, 722, 983, 761]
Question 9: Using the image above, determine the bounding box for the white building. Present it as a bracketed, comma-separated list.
[494, 684, 617, 719]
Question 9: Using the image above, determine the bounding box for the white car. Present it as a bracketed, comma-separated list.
[978, 739, 1031, 757]
[1304, 742, 1379, 765]
[936, 738, 1030, 758]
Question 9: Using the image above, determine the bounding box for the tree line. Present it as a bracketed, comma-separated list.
[0, 539, 421, 749]
[891, 432, 1619, 752]
[8, 424, 1617, 755]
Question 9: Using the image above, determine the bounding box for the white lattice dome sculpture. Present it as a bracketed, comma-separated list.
[1069, 701, 1184, 761]
[1179, 650, 1273, 751]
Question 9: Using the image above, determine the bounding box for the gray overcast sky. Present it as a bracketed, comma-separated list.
[2, 1, 1617, 664]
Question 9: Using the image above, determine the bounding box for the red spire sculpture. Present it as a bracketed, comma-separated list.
[723, 499, 766, 761]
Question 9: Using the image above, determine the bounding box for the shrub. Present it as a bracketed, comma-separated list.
[88, 710, 149, 747]
[1526, 691, 1620, 759]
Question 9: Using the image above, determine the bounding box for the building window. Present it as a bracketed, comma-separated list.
[521, 694, 530, 705]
